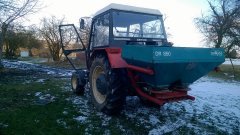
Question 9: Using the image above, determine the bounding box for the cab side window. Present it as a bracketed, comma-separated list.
[92, 13, 109, 47]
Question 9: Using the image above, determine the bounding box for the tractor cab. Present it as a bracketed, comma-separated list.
[87, 3, 168, 48]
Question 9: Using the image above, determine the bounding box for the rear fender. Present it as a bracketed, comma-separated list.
[105, 48, 128, 68]
[91, 48, 128, 68]
[92, 48, 154, 75]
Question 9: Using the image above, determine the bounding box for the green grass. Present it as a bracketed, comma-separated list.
[0, 62, 239, 134]
[208, 65, 240, 81]
[0, 68, 149, 135]
[0, 69, 83, 135]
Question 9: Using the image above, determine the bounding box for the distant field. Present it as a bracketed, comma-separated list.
[208, 64, 240, 81]
[223, 58, 240, 65]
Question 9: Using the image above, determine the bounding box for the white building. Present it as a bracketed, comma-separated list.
[20, 50, 29, 57]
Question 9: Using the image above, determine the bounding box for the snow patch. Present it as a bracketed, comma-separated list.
[39, 94, 55, 101]
[2, 59, 74, 77]
[56, 119, 69, 129]
[34, 119, 40, 123]
[55, 66, 240, 134]
[118, 77, 240, 134]
[35, 93, 56, 105]
[74, 116, 87, 123]
[148, 120, 186, 135]
[96, 112, 111, 126]
[35, 92, 42, 97]
[84, 124, 94, 135]
[36, 79, 45, 83]
[72, 97, 84, 105]
[149, 115, 160, 125]
[104, 130, 111, 135]
[63, 111, 68, 115]
[0, 123, 8, 128]
[223, 59, 240, 65]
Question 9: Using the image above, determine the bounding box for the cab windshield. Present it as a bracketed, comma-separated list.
[113, 11, 166, 39]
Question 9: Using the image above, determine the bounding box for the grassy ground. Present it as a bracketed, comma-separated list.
[0, 69, 82, 134]
[0, 67, 149, 135]
[0, 59, 239, 134]
[208, 64, 240, 81]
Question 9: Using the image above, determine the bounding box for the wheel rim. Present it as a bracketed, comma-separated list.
[92, 66, 107, 104]
[72, 75, 77, 90]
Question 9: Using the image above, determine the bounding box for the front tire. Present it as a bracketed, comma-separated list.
[71, 72, 85, 95]
[89, 55, 125, 115]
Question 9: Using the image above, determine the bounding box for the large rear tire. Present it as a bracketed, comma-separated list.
[89, 55, 125, 115]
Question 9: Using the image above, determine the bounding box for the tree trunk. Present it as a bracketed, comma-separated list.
[28, 48, 33, 57]
[0, 46, 3, 69]
[215, 34, 223, 48]
[52, 52, 60, 61]
[0, 33, 2, 60]
[0, 35, 3, 68]
[229, 58, 236, 79]
[0, 23, 7, 68]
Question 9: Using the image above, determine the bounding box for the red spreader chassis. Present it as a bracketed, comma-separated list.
[127, 70, 195, 105]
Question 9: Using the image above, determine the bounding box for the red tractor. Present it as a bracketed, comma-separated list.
[59, 4, 225, 114]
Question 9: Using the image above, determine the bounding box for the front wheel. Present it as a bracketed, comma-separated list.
[71, 72, 85, 95]
[89, 55, 125, 115]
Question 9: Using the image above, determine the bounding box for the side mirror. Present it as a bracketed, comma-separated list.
[168, 42, 174, 46]
[80, 19, 85, 29]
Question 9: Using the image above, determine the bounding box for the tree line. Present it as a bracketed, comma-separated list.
[0, 0, 67, 63]
[0, 0, 240, 69]
[0, 0, 41, 68]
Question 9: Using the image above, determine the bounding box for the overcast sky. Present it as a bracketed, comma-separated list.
[27, 0, 210, 47]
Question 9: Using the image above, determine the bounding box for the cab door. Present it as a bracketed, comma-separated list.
[59, 24, 86, 70]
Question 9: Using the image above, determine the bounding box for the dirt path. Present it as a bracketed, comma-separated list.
[2, 59, 74, 77]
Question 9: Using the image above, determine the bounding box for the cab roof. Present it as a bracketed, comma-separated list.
[94, 3, 162, 17]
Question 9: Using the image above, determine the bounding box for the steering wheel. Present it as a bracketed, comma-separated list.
[133, 29, 140, 37]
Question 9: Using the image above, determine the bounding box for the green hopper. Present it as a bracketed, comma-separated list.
[122, 45, 225, 89]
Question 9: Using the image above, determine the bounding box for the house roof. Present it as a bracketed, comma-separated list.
[94, 3, 162, 16]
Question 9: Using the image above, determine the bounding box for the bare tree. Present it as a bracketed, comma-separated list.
[195, 0, 240, 50]
[195, 0, 240, 78]
[39, 16, 65, 61]
[0, 0, 14, 12]
[1, 23, 41, 58]
[22, 25, 42, 56]
[0, 0, 41, 67]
